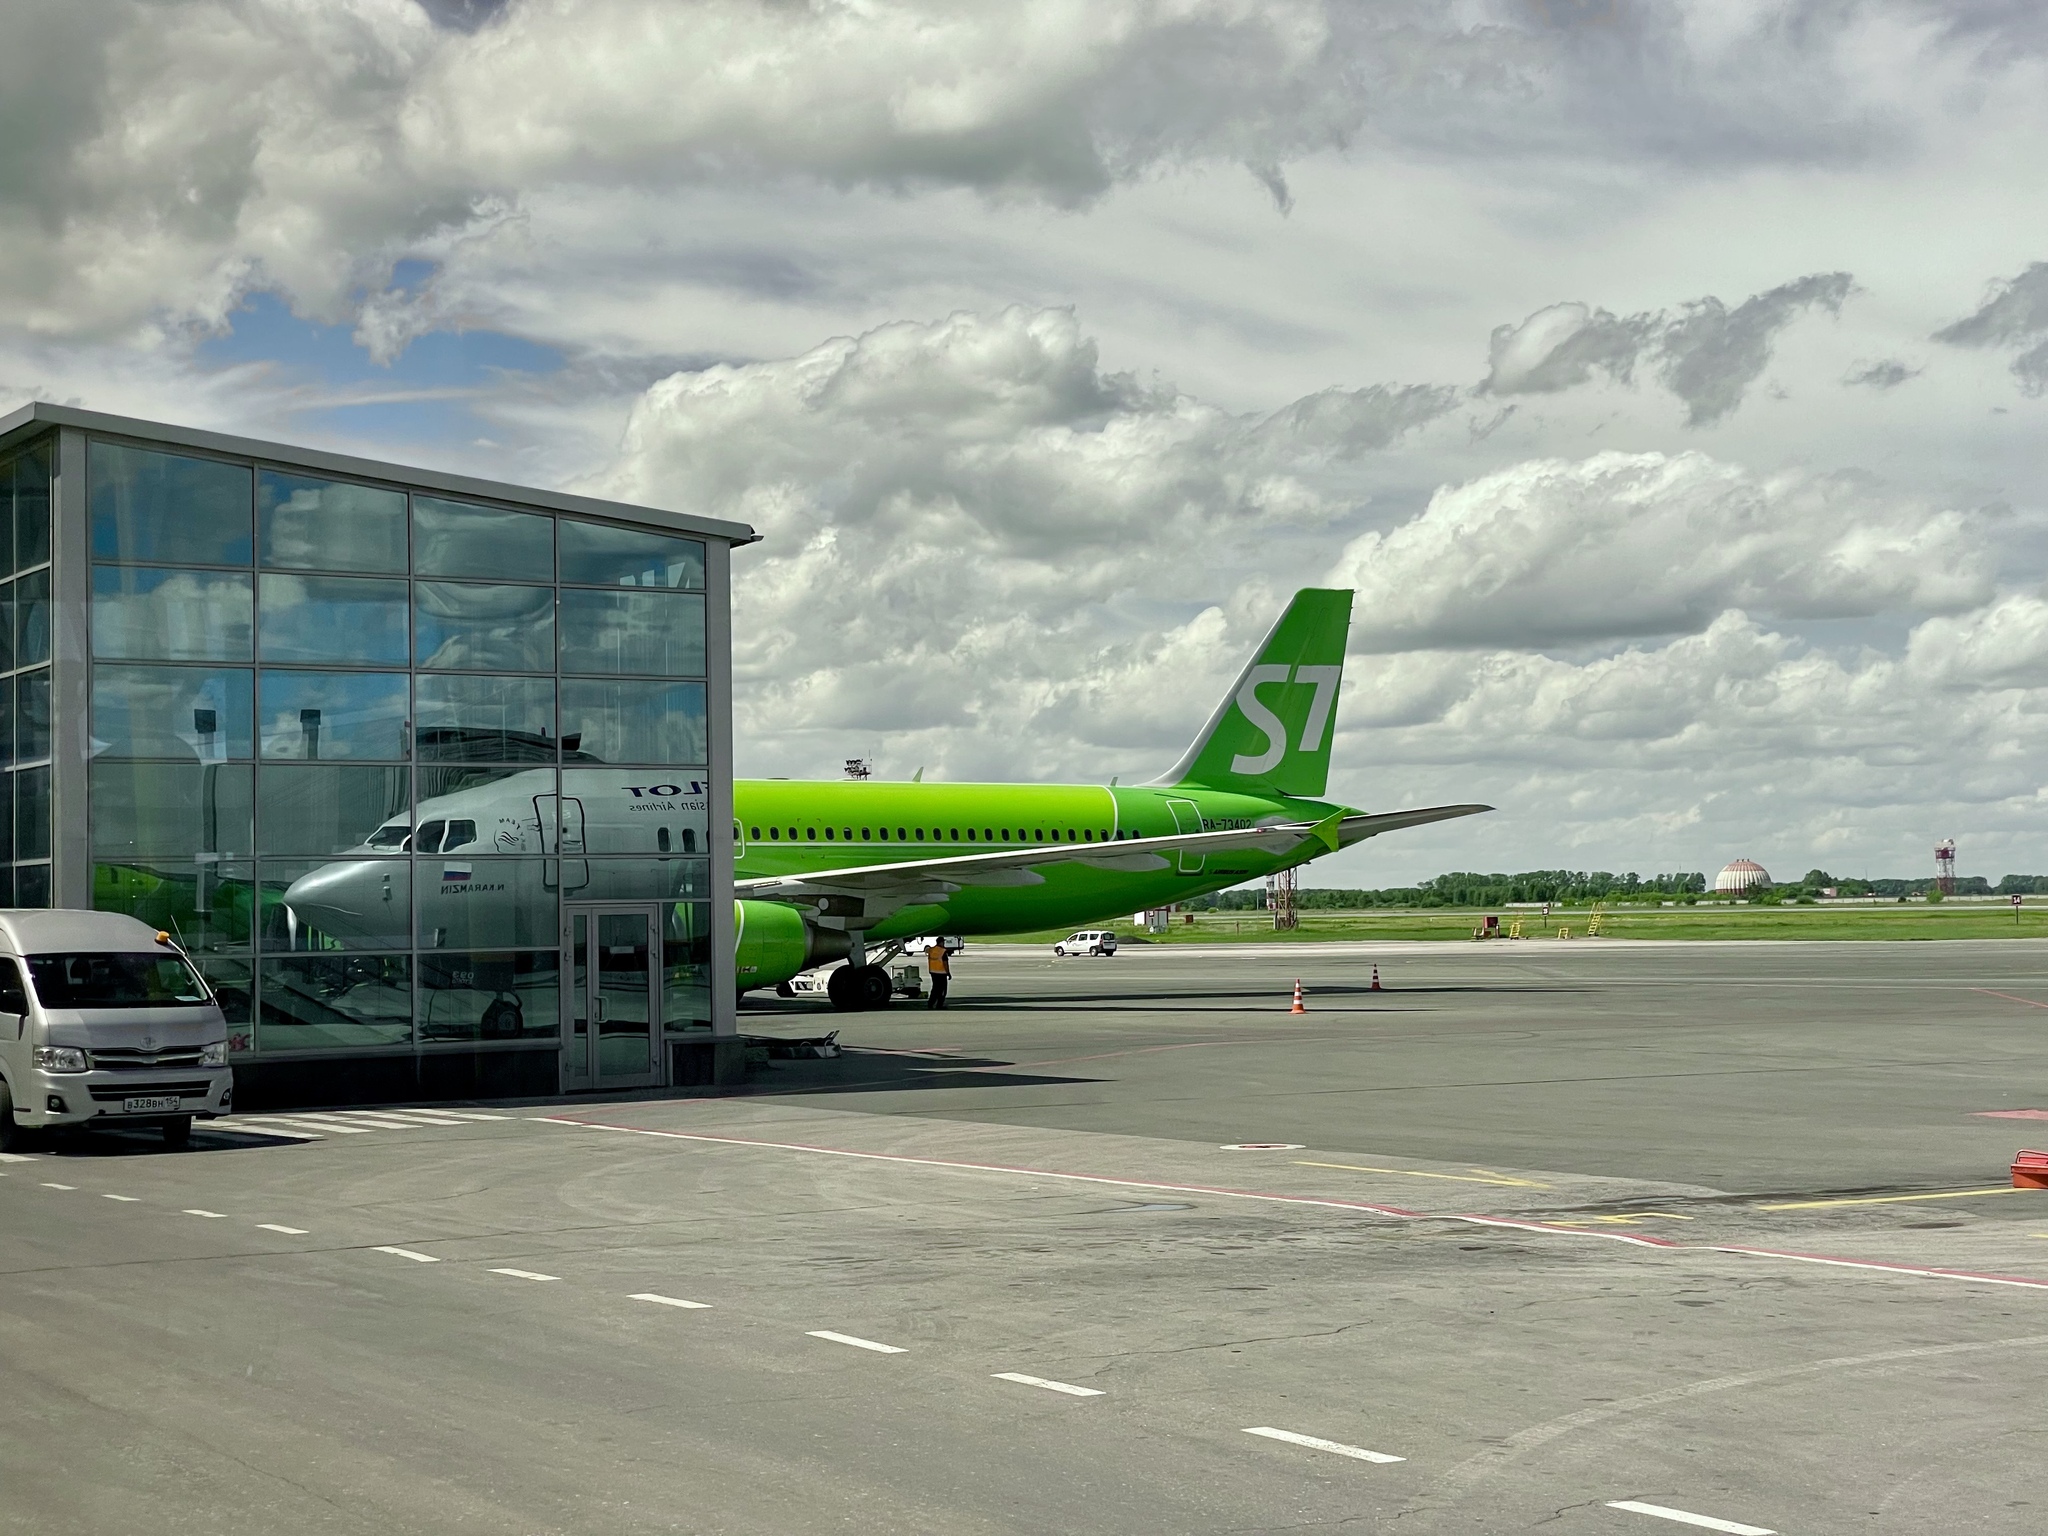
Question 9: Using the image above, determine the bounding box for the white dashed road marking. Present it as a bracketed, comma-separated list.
[807, 1330, 907, 1354]
[1242, 1426, 1404, 1463]
[257, 1223, 309, 1235]
[488, 1268, 559, 1282]
[1606, 1500, 1776, 1534]
[338, 1110, 474, 1127]
[212, 1120, 324, 1140]
[40, 1182, 75, 1190]
[101, 1193, 141, 1202]
[631, 1293, 711, 1309]
[992, 1372, 1103, 1397]
[244, 1115, 377, 1135]
[372, 1246, 440, 1263]
[0, 1152, 37, 1163]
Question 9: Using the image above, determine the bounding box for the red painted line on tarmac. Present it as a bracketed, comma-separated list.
[536, 1115, 2048, 1293]
[1976, 1109, 2048, 1120]
[1970, 988, 2048, 1009]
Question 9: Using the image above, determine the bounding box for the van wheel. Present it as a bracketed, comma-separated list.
[161, 1116, 192, 1150]
[0, 1079, 17, 1152]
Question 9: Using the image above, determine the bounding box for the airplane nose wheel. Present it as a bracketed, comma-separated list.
[827, 964, 895, 1012]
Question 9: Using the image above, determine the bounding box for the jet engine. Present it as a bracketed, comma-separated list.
[733, 900, 849, 992]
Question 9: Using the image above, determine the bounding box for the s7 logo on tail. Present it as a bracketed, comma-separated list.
[1230, 665, 1343, 775]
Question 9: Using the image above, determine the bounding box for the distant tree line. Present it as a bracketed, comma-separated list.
[1189, 868, 2048, 910]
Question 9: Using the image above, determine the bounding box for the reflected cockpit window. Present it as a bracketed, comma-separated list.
[366, 821, 412, 852]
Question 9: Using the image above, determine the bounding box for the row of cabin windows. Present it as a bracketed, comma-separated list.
[745, 824, 1136, 845]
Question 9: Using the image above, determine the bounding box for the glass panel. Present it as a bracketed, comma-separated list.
[595, 910, 651, 1078]
[92, 566, 253, 661]
[413, 764, 551, 852]
[0, 867, 15, 906]
[258, 470, 408, 573]
[197, 958, 254, 1053]
[412, 496, 552, 582]
[0, 676, 12, 770]
[92, 665, 255, 760]
[570, 913, 588, 1078]
[258, 671, 409, 760]
[93, 860, 256, 956]
[562, 772, 708, 857]
[14, 567, 47, 669]
[558, 588, 704, 677]
[15, 668, 48, 762]
[14, 441, 51, 570]
[90, 761, 254, 860]
[413, 581, 554, 672]
[559, 521, 704, 589]
[14, 863, 50, 909]
[256, 764, 408, 856]
[574, 857, 710, 905]
[16, 764, 50, 861]
[559, 680, 707, 766]
[661, 899, 713, 1032]
[0, 454, 13, 576]
[415, 674, 556, 764]
[416, 859, 556, 950]
[418, 950, 560, 1042]
[267, 858, 411, 951]
[0, 772, 12, 861]
[0, 579, 12, 671]
[258, 955, 412, 1051]
[259, 574, 409, 665]
[89, 441, 251, 566]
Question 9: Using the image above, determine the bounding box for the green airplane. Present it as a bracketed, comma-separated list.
[733, 587, 1490, 1007]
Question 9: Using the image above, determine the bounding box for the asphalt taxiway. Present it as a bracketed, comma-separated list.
[6, 939, 2048, 1534]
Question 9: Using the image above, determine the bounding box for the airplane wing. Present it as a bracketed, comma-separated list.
[736, 804, 1493, 919]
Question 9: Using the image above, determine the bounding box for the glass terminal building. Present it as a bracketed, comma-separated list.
[0, 404, 754, 1106]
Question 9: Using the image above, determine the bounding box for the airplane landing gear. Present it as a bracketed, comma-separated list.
[827, 964, 894, 1012]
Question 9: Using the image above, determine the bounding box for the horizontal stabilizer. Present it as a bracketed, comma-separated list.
[1336, 804, 1493, 848]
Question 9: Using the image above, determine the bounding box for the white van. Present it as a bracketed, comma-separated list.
[1054, 931, 1118, 957]
[0, 911, 232, 1151]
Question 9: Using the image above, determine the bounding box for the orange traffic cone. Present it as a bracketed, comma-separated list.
[1370, 965, 1382, 991]
[1290, 979, 1306, 1014]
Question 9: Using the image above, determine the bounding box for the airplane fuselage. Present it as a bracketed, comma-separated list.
[733, 778, 1349, 937]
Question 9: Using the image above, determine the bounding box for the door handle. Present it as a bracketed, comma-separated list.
[594, 996, 608, 1024]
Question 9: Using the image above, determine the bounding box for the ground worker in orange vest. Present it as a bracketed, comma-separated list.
[925, 938, 951, 1009]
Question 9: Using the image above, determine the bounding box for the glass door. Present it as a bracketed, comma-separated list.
[561, 905, 661, 1091]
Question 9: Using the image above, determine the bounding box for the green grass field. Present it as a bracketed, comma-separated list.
[987, 902, 2048, 946]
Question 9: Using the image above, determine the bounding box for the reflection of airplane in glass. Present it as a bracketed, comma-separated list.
[282, 589, 1489, 1013]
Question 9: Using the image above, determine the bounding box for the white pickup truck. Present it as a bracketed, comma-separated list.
[0, 911, 233, 1150]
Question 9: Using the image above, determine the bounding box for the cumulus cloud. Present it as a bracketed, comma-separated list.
[1334, 450, 1992, 653]
[1482, 273, 1854, 424]
[1934, 261, 2048, 393]
[588, 306, 1454, 772]
[0, 1, 2027, 351]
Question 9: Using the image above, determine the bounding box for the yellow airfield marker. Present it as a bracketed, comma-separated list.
[1295, 1160, 1552, 1190]
[1759, 1187, 2028, 1211]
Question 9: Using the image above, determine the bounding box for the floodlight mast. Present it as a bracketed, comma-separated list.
[1935, 839, 1957, 896]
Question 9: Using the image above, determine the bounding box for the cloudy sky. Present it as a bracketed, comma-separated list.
[9, 0, 2048, 884]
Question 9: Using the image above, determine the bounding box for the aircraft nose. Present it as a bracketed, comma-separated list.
[283, 862, 386, 942]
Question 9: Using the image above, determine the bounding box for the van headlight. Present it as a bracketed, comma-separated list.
[33, 1045, 89, 1073]
[200, 1040, 228, 1068]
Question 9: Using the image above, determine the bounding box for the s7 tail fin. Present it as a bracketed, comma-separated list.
[1152, 588, 1354, 798]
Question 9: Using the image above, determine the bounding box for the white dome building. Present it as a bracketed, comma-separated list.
[1713, 858, 1772, 894]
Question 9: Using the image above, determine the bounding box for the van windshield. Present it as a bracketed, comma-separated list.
[27, 953, 212, 1009]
